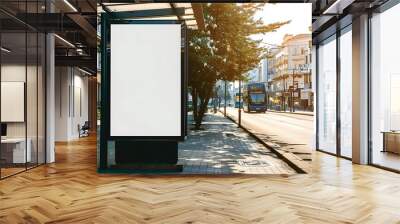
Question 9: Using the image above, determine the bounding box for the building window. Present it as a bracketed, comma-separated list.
[317, 35, 337, 154]
[339, 26, 352, 158]
[370, 3, 400, 171]
[0, 1, 47, 179]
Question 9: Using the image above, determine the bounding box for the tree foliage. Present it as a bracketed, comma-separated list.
[188, 3, 289, 129]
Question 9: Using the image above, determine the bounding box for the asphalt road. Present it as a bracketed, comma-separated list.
[224, 107, 314, 159]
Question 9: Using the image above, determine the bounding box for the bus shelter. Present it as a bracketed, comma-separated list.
[98, 3, 204, 172]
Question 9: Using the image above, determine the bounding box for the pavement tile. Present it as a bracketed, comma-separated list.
[178, 114, 295, 175]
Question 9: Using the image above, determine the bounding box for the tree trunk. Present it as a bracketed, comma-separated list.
[191, 87, 198, 122]
[189, 79, 216, 130]
[193, 82, 214, 129]
[194, 95, 211, 129]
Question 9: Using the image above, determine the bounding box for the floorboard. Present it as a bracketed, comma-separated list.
[1, 135, 400, 223]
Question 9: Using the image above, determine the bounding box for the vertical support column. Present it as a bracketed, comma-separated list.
[283, 78, 286, 111]
[336, 29, 341, 156]
[292, 71, 295, 112]
[312, 45, 318, 150]
[238, 80, 242, 127]
[88, 77, 97, 133]
[224, 80, 227, 117]
[46, 32, 55, 163]
[352, 14, 369, 164]
[184, 24, 188, 137]
[45, 0, 56, 164]
[99, 13, 109, 169]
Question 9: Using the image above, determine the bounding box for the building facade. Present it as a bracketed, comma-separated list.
[267, 34, 312, 112]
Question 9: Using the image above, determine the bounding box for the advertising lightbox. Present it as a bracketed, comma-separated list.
[110, 24, 182, 137]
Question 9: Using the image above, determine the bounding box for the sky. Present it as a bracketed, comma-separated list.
[252, 3, 312, 47]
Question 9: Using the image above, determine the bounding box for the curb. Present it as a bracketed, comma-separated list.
[267, 110, 314, 117]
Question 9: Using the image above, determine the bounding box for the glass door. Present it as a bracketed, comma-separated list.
[339, 26, 352, 158]
[0, 0, 47, 179]
[370, 3, 400, 171]
[1, 24, 28, 178]
[317, 35, 337, 154]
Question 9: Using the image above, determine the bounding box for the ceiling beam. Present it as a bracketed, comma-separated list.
[55, 55, 96, 70]
[106, 8, 185, 19]
[170, 3, 183, 21]
[323, 0, 356, 14]
[100, 3, 112, 13]
[67, 14, 98, 47]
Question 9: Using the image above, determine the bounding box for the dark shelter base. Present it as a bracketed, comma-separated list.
[109, 164, 183, 173]
[115, 140, 178, 165]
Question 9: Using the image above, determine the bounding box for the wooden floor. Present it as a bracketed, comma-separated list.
[0, 167, 26, 178]
[1, 135, 400, 223]
[372, 150, 400, 171]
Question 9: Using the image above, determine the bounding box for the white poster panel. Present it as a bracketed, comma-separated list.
[110, 24, 181, 137]
[1, 82, 25, 122]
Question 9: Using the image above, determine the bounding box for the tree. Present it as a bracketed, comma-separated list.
[188, 3, 289, 129]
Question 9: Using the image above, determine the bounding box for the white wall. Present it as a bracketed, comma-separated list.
[1, 62, 46, 164]
[1, 65, 27, 141]
[55, 67, 68, 141]
[1, 64, 39, 138]
[55, 67, 89, 141]
[71, 73, 89, 138]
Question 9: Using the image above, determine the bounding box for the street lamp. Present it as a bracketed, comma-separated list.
[287, 65, 298, 113]
[291, 68, 295, 113]
[224, 80, 227, 117]
[238, 79, 242, 128]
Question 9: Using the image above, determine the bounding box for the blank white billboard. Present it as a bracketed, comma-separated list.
[110, 24, 181, 137]
[1, 82, 25, 122]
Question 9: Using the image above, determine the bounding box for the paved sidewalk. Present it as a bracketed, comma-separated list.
[223, 107, 312, 173]
[178, 113, 295, 175]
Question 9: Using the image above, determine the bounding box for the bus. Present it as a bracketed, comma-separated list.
[243, 83, 267, 113]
